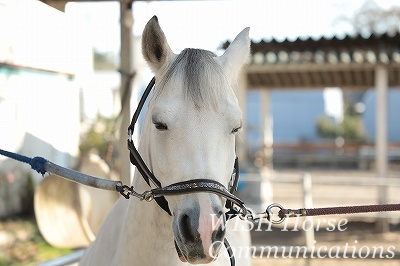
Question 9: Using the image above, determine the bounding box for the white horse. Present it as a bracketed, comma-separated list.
[80, 16, 251, 265]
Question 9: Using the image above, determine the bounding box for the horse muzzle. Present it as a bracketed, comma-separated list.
[172, 198, 226, 264]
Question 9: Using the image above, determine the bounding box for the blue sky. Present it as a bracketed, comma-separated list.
[66, 0, 399, 54]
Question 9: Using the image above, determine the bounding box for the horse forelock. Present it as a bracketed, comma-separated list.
[156, 48, 229, 109]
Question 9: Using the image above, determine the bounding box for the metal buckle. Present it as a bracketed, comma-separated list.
[266, 203, 286, 224]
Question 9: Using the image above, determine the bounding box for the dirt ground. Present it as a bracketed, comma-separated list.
[250, 221, 400, 265]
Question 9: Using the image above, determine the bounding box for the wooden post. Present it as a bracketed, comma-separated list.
[260, 89, 273, 205]
[302, 172, 315, 250]
[118, 1, 134, 185]
[236, 71, 248, 166]
[375, 64, 389, 232]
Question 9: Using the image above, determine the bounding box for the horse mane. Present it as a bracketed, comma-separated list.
[156, 48, 229, 109]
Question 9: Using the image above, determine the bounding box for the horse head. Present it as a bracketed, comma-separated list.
[141, 16, 249, 264]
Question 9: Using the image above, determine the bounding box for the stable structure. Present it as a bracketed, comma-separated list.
[224, 31, 400, 211]
[40, 0, 139, 185]
[0, 0, 89, 217]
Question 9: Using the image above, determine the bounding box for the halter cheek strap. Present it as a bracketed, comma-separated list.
[128, 140, 172, 215]
[225, 157, 239, 210]
[127, 77, 172, 215]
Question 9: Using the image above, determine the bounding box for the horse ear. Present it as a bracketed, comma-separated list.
[217, 27, 250, 85]
[142, 16, 175, 73]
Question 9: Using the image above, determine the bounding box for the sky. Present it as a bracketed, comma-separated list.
[66, 0, 400, 55]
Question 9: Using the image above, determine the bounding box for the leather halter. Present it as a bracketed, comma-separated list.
[127, 77, 242, 265]
[127, 77, 241, 216]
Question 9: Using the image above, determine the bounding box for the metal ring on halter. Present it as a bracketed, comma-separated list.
[142, 191, 154, 202]
[266, 203, 285, 224]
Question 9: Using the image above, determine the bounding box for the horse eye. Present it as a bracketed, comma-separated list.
[154, 122, 168, 131]
[231, 126, 242, 134]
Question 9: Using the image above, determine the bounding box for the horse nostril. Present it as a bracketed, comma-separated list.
[180, 214, 196, 243]
[211, 210, 226, 242]
[212, 224, 226, 242]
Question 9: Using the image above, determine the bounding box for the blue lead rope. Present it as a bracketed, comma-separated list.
[0, 149, 47, 175]
[0, 148, 122, 191]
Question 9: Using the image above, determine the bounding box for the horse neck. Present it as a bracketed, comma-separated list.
[122, 122, 175, 263]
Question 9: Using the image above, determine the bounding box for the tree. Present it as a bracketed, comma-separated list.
[316, 103, 367, 143]
[337, 0, 400, 36]
[93, 49, 118, 70]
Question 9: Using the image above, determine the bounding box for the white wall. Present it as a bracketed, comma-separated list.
[0, 0, 91, 216]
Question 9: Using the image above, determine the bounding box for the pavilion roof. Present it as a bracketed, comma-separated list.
[223, 31, 400, 89]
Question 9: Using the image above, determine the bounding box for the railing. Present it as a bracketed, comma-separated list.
[240, 171, 400, 252]
[37, 249, 85, 266]
[241, 172, 400, 186]
[271, 142, 400, 169]
[240, 171, 400, 220]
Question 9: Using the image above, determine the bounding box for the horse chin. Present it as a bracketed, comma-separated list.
[174, 240, 217, 264]
[174, 241, 187, 262]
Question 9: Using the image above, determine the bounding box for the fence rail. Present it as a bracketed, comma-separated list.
[37, 249, 85, 266]
[240, 172, 400, 218]
[241, 173, 400, 186]
[240, 171, 400, 253]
